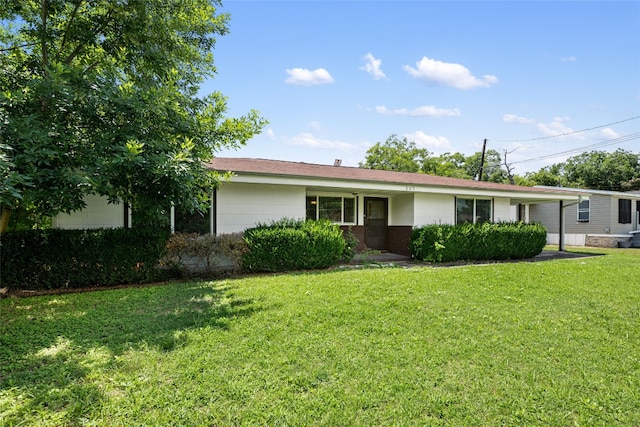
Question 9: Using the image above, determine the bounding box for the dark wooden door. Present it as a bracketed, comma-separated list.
[364, 198, 388, 250]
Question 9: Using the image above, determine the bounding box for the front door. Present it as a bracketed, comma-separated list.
[364, 197, 388, 250]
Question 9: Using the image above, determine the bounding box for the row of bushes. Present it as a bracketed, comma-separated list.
[163, 219, 357, 276]
[0, 227, 174, 290]
[411, 222, 547, 262]
[0, 219, 355, 290]
[1, 219, 546, 290]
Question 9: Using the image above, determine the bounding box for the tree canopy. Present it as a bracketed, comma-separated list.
[523, 149, 640, 191]
[359, 135, 639, 192]
[0, 0, 267, 231]
[360, 135, 507, 182]
[359, 135, 431, 173]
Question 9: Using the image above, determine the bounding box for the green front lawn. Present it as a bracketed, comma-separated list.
[1, 248, 639, 425]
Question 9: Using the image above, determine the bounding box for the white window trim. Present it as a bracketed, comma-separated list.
[307, 195, 357, 225]
[456, 197, 493, 224]
[577, 199, 590, 223]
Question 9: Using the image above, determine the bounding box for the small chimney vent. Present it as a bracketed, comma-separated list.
[333, 159, 342, 167]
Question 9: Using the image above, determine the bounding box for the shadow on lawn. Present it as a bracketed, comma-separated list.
[0, 280, 262, 423]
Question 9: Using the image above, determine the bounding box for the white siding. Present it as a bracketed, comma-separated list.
[414, 193, 455, 226]
[216, 182, 306, 234]
[493, 198, 511, 222]
[389, 194, 414, 226]
[54, 195, 125, 229]
[546, 233, 586, 246]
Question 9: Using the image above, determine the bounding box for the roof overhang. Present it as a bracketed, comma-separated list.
[219, 169, 586, 205]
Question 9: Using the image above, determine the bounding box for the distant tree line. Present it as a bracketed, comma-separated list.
[359, 135, 640, 192]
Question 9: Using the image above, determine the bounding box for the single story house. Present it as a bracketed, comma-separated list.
[54, 157, 587, 256]
[529, 186, 640, 248]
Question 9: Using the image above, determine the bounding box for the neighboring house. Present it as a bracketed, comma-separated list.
[55, 157, 585, 256]
[529, 186, 640, 247]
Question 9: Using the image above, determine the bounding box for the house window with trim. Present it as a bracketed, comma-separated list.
[577, 199, 590, 222]
[456, 198, 492, 224]
[306, 196, 356, 224]
[619, 199, 632, 224]
[174, 207, 212, 234]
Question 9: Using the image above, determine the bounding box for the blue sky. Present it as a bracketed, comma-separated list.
[205, 1, 640, 174]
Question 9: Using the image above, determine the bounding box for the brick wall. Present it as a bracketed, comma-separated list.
[388, 226, 413, 256]
[585, 235, 631, 248]
[341, 225, 413, 256]
[341, 226, 366, 252]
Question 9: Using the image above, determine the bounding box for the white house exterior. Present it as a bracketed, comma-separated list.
[529, 186, 640, 248]
[52, 194, 130, 229]
[55, 158, 586, 255]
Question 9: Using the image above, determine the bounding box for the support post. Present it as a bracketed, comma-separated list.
[559, 200, 565, 252]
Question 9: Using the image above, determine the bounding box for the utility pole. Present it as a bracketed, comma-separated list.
[477, 138, 487, 181]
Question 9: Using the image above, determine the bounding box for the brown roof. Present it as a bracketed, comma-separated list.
[207, 157, 581, 196]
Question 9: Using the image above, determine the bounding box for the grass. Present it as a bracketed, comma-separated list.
[1, 247, 639, 426]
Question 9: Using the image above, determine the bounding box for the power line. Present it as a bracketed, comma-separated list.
[492, 115, 640, 143]
[483, 131, 640, 169]
[509, 132, 640, 165]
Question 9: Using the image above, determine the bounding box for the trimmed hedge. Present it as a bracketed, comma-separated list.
[242, 219, 346, 272]
[0, 227, 174, 290]
[411, 222, 547, 263]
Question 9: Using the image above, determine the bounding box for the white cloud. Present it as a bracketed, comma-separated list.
[537, 117, 585, 139]
[375, 105, 461, 118]
[360, 53, 386, 80]
[286, 133, 362, 153]
[599, 127, 620, 139]
[503, 114, 535, 124]
[561, 56, 577, 62]
[285, 68, 334, 86]
[265, 128, 276, 140]
[404, 131, 452, 152]
[403, 56, 498, 90]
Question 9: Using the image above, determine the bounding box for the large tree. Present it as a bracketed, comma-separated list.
[359, 135, 509, 183]
[359, 135, 432, 173]
[563, 149, 640, 191]
[422, 152, 470, 179]
[463, 149, 506, 183]
[523, 149, 640, 191]
[0, 0, 266, 231]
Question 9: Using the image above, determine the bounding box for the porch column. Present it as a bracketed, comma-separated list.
[559, 200, 565, 252]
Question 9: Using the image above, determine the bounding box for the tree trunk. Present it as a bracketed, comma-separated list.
[0, 207, 12, 233]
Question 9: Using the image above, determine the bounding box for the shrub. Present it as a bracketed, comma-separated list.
[0, 227, 174, 290]
[163, 232, 246, 277]
[242, 219, 346, 272]
[341, 226, 359, 263]
[411, 222, 547, 263]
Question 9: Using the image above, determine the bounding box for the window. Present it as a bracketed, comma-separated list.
[455, 198, 474, 224]
[577, 199, 590, 222]
[344, 198, 355, 223]
[619, 199, 632, 224]
[174, 207, 211, 234]
[306, 196, 356, 223]
[475, 199, 492, 224]
[456, 198, 492, 224]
